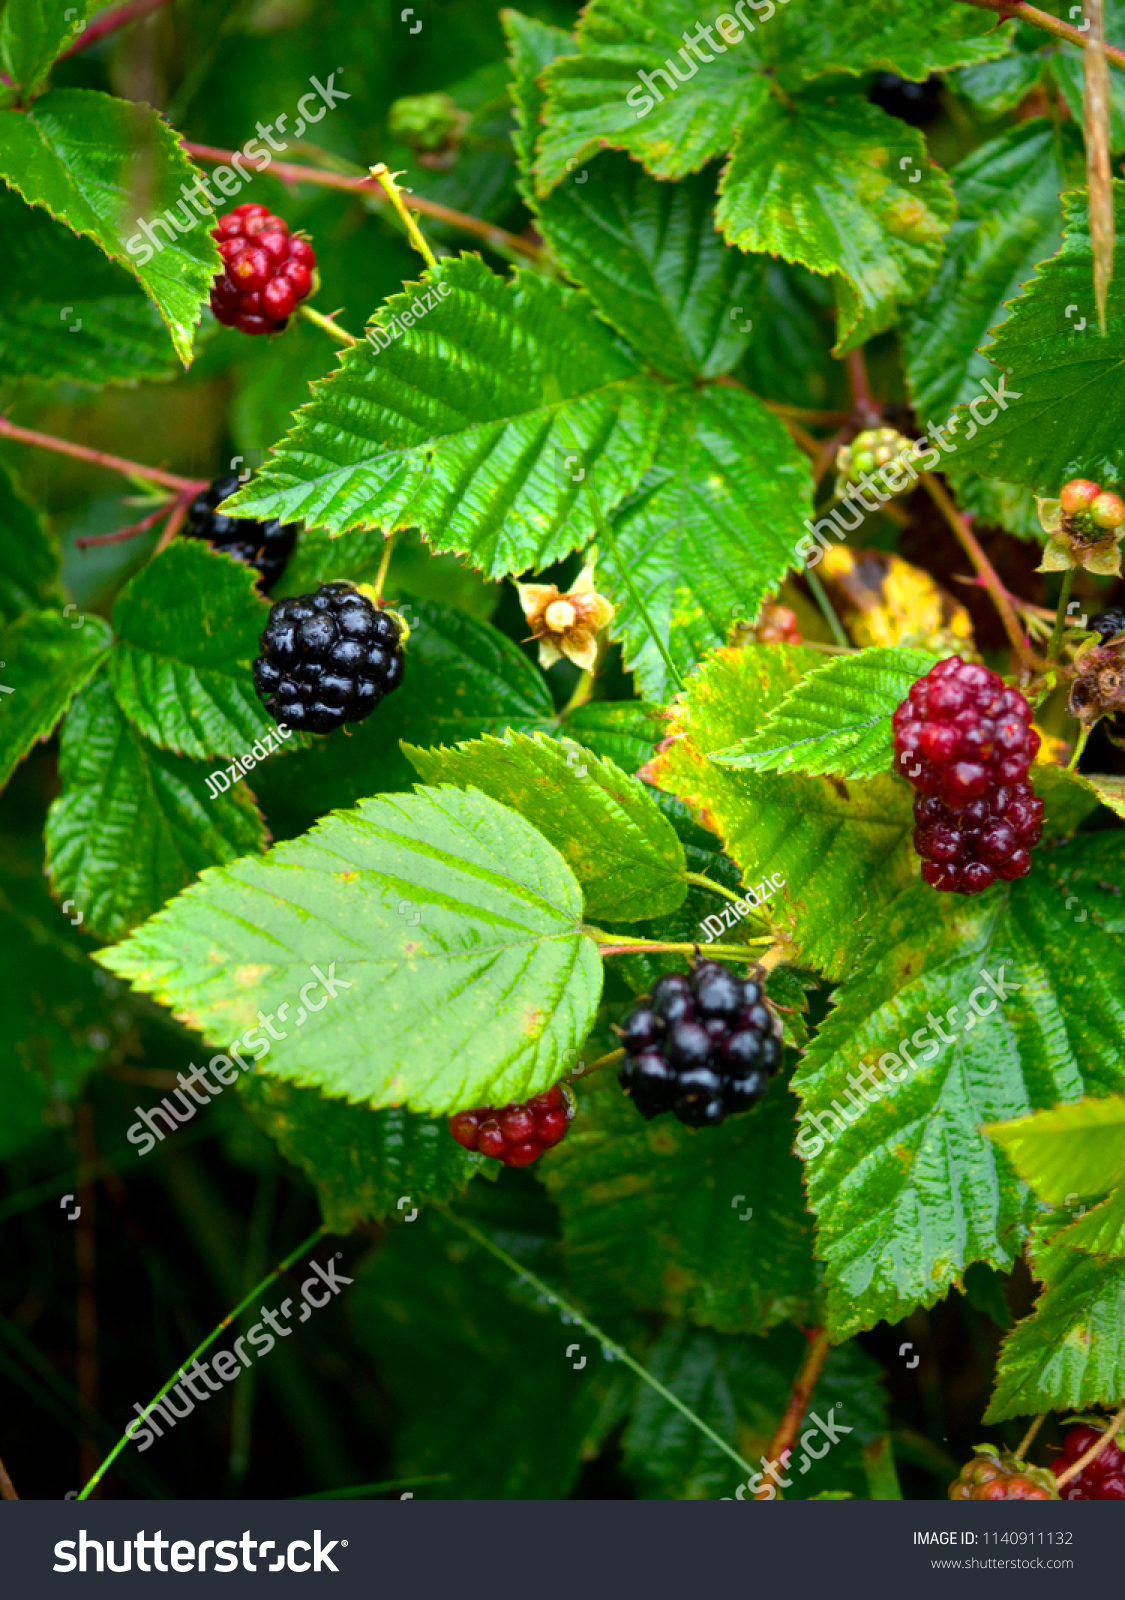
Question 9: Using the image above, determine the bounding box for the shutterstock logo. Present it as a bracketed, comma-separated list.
[53, 1529, 344, 1573]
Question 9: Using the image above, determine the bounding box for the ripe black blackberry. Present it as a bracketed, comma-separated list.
[868, 72, 943, 126]
[617, 961, 782, 1128]
[1088, 606, 1125, 644]
[253, 581, 405, 735]
[893, 657, 1041, 894]
[184, 473, 299, 593]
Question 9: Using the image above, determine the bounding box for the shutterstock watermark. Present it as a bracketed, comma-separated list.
[793, 373, 1021, 572]
[125, 72, 351, 266]
[125, 964, 352, 1157]
[795, 965, 1022, 1160]
[627, 1, 788, 119]
[723, 1403, 852, 1499]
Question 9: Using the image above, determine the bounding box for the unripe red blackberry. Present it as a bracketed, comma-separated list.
[253, 581, 405, 735]
[949, 1445, 1058, 1500]
[210, 204, 316, 336]
[894, 658, 1041, 894]
[184, 473, 299, 593]
[448, 1085, 573, 1166]
[1059, 478, 1101, 516]
[617, 961, 782, 1128]
[1091, 490, 1125, 530]
[1051, 1423, 1125, 1499]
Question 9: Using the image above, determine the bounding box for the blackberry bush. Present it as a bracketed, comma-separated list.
[5, 0, 1125, 1514]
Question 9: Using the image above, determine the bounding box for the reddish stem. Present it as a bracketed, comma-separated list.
[181, 143, 543, 263]
[0, 1452, 18, 1501]
[59, 0, 172, 59]
[845, 348, 881, 429]
[756, 1328, 832, 1500]
[77, 497, 177, 548]
[0, 415, 202, 492]
[920, 473, 1030, 666]
[961, 0, 1125, 68]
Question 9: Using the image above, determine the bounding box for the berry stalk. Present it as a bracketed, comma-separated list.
[0, 1451, 18, 1501]
[76, 1224, 329, 1500]
[585, 930, 772, 959]
[960, 0, 1125, 70]
[297, 304, 357, 347]
[438, 1207, 758, 1482]
[1045, 566, 1078, 664]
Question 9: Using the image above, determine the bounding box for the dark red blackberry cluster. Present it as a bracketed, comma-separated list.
[183, 473, 299, 593]
[210, 204, 315, 336]
[448, 1085, 572, 1167]
[252, 581, 404, 735]
[893, 656, 1042, 894]
[617, 962, 782, 1128]
[1052, 1425, 1125, 1500]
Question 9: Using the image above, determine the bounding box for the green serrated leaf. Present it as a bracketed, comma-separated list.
[710, 646, 940, 778]
[986, 1248, 1125, 1421]
[0, 609, 112, 791]
[109, 540, 274, 761]
[506, 10, 757, 381]
[648, 642, 916, 979]
[602, 385, 812, 702]
[902, 121, 1084, 421]
[533, 0, 1008, 196]
[986, 1095, 1125, 1203]
[951, 181, 1125, 490]
[0, 0, 100, 98]
[795, 838, 1125, 1340]
[0, 188, 185, 387]
[0, 456, 60, 621]
[717, 88, 955, 355]
[97, 785, 602, 1115]
[224, 253, 666, 578]
[1034, 762, 1113, 838]
[405, 731, 686, 923]
[0, 89, 220, 364]
[622, 1321, 886, 1501]
[1055, 1183, 1125, 1261]
[238, 1075, 492, 1234]
[45, 677, 266, 942]
[542, 1070, 816, 1335]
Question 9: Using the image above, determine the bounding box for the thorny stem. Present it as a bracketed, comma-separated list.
[293, 1475, 452, 1499]
[1015, 1414, 1046, 1460]
[439, 1209, 757, 1482]
[805, 566, 849, 647]
[845, 348, 881, 429]
[297, 303, 357, 347]
[1046, 567, 1078, 663]
[756, 1328, 833, 1500]
[0, 1451, 18, 1500]
[372, 532, 396, 603]
[920, 474, 1030, 665]
[0, 416, 202, 493]
[182, 145, 543, 263]
[59, 0, 171, 59]
[76, 498, 176, 549]
[370, 165, 439, 270]
[961, 0, 1125, 70]
[1055, 1402, 1125, 1486]
[76, 1224, 328, 1500]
